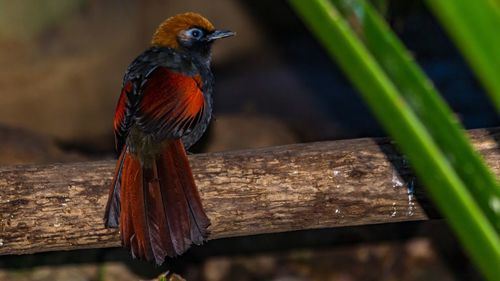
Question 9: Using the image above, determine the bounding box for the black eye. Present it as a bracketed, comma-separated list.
[186, 28, 203, 39]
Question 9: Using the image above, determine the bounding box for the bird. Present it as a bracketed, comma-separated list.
[103, 12, 234, 265]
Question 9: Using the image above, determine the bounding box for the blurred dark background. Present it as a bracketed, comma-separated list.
[0, 0, 496, 280]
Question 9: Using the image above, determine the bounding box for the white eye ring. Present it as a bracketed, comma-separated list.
[186, 28, 204, 39]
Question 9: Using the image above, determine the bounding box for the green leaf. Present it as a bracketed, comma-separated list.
[335, 0, 500, 235]
[426, 0, 500, 112]
[288, 0, 500, 280]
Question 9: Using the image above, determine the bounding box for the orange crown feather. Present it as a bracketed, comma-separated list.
[151, 12, 215, 48]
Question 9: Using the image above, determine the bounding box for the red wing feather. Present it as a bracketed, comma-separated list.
[138, 67, 205, 138]
[113, 81, 133, 151]
[113, 67, 204, 149]
[113, 82, 130, 134]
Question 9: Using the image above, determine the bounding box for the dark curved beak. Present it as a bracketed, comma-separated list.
[207, 29, 236, 41]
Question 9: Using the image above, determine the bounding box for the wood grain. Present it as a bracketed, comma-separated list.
[0, 128, 499, 255]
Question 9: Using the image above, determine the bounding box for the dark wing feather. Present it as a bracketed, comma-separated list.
[113, 82, 136, 152]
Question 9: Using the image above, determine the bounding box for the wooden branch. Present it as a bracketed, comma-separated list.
[0, 128, 499, 256]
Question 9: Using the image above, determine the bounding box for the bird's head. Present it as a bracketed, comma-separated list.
[151, 12, 234, 57]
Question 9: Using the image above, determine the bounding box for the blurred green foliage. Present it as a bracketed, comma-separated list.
[0, 0, 85, 40]
[427, 1, 500, 112]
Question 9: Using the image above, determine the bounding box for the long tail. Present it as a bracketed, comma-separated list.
[104, 139, 210, 265]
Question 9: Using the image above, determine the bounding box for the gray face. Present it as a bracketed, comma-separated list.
[177, 27, 235, 57]
[177, 27, 213, 58]
[178, 28, 205, 46]
[177, 27, 206, 48]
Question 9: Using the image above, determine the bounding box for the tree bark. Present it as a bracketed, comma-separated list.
[0, 128, 499, 256]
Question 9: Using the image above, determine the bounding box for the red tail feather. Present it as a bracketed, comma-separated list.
[104, 139, 210, 264]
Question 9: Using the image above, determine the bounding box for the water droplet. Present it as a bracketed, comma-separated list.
[334, 208, 344, 218]
[490, 197, 500, 214]
[407, 178, 415, 194]
[391, 202, 397, 217]
[392, 170, 404, 188]
[407, 194, 415, 216]
[407, 178, 416, 216]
